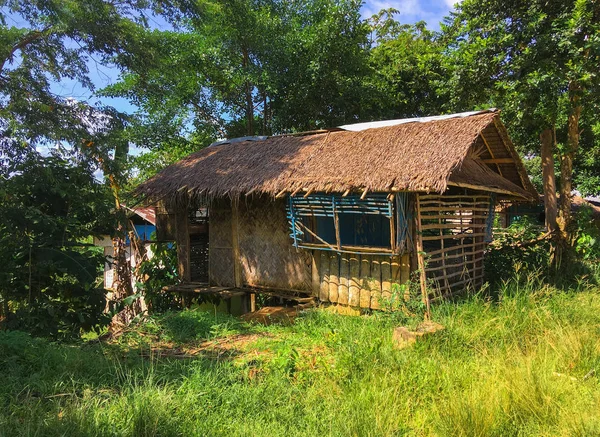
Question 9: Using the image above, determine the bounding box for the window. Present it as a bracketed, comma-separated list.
[287, 193, 412, 254]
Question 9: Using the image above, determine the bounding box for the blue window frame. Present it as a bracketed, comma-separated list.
[287, 193, 412, 255]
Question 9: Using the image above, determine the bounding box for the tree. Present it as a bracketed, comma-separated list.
[364, 9, 448, 120]
[0, 0, 160, 333]
[103, 0, 371, 153]
[443, 0, 600, 263]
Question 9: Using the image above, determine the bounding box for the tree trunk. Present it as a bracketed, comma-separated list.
[242, 47, 253, 136]
[558, 82, 582, 243]
[540, 127, 557, 232]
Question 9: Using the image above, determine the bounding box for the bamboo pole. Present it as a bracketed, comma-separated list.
[415, 194, 431, 320]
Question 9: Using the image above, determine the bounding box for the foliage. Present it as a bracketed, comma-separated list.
[379, 273, 427, 323]
[135, 242, 180, 313]
[0, 150, 113, 338]
[365, 16, 448, 120]
[573, 205, 600, 260]
[2, 279, 600, 435]
[485, 217, 551, 286]
[442, 0, 600, 220]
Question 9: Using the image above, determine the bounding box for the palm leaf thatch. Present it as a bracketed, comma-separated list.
[137, 110, 537, 205]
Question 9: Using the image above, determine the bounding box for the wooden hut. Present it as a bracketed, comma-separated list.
[137, 110, 537, 309]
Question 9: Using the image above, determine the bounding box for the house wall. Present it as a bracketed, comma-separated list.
[313, 251, 411, 309]
[416, 191, 493, 297]
[208, 197, 312, 291]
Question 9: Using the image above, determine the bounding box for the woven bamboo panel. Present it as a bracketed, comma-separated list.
[208, 200, 234, 286]
[238, 197, 312, 292]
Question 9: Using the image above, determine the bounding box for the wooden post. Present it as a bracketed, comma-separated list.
[415, 194, 431, 320]
[231, 201, 243, 288]
[175, 206, 191, 282]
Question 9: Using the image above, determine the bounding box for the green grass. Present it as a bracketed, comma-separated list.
[2, 281, 600, 436]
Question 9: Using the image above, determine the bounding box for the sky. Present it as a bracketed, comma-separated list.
[361, 0, 459, 30]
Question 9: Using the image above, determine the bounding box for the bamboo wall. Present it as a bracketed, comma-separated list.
[313, 251, 411, 309]
[416, 193, 491, 297]
[208, 197, 312, 292]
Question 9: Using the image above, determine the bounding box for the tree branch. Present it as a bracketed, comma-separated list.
[0, 26, 53, 73]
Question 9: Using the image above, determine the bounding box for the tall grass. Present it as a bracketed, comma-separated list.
[1, 276, 600, 436]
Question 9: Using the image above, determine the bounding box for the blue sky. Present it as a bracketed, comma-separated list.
[361, 0, 459, 30]
[43, 1, 459, 114]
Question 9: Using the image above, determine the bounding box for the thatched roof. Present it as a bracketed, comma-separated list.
[137, 110, 537, 204]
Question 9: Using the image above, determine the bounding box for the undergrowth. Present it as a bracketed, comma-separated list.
[1, 276, 600, 436]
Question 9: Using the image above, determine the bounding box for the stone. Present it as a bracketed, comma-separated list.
[393, 321, 444, 349]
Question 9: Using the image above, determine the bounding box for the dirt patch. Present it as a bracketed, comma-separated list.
[136, 332, 274, 360]
[241, 306, 299, 325]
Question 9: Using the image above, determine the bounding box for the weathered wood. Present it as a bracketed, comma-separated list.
[348, 254, 360, 307]
[328, 253, 340, 303]
[319, 251, 330, 302]
[421, 223, 487, 230]
[338, 254, 349, 305]
[426, 242, 486, 257]
[175, 206, 191, 282]
[447, 182, 526, 198]
[481, 157, 514, 165]
[418, 214, 488, 221]
[422, 232, 486, 241]
[231, 202, 243, 288]
[359, 255, 372, 308]
[311, 251, 320, 298]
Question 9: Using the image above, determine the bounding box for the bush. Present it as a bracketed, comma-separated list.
[485, 217, 551, 286]
[136, 242, 181, 313]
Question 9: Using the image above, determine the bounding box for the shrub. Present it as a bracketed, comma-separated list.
[485, 217, 551, 286]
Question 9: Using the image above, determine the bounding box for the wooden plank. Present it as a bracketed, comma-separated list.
[422, 232, 486, 241]
[369, 256, 382, 309]
[481, 157, 514, 164]
[338, 253, 349, 305]
[319, 251, 330, 302]
[421, 223, 487, 230]
[427, 249, 483, 263]
[419, 214, 488, 221]
[348, 254, 360, 307]
[427, 242, 486, 257]
[231, 202, 242, 288]
[175, 206, 191, 282]
[447, 182, 527, 198]
[328, 253, 340, 303]
[359, 255, 372, 308]
[311, 251, 320, 298]
[420, 206, 490, 212]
